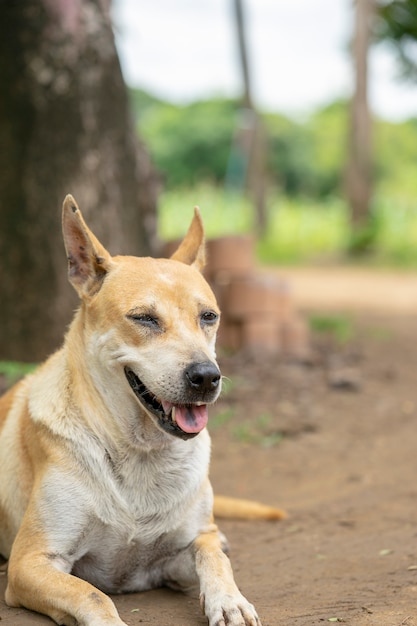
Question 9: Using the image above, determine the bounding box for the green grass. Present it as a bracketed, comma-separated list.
[158, 184, 417, 267]
[256, 195, 348, 264]
[210, 407, 284, 447]
[0, 361, 37, 387]
[309, 314, 354, 345]
[209, 408, 235, 430]
[232, 414, 284, 447]
[158, 184, 253, 240]
[372, 196, 417, 265]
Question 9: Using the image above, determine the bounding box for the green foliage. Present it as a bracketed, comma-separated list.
[370, 195, 417, 264]
[129, 87, 165, 118]
[131, 90, 239, 187]
[309, 315, 354, 345]
[159, 185, 349, 264]
[264, 100, 348, 198]
[257, 196, 349, 264]
[209, 407, 284, 447]
[131, 87, 417, 265]
[0, 361, 36, 386]
[209, 408, 236, 430]
[159, 184, 417, 266]
[232, 417, 284, 447]
[375, 0, 417, 80]
[131, 87, 351, 198]
[346, 204, 382, 255]
[307, 101, 349, 196]
[264, 112, 316, 196]
[131, 88, 417, 211]
[375, 116, 417, 197]
[157, 183, 253, 240]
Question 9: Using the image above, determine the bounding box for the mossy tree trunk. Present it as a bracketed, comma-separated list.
[0, 0, 159, 362]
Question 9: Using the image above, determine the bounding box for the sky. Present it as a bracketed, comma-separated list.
[112, 0, 417, 122]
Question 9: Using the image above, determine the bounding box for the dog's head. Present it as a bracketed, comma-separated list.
[62, 195, 221, 442]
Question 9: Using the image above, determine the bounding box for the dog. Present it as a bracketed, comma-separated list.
[0, 195, 285, 626]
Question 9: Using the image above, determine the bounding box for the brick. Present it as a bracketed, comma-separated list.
[281, 314, 311, 359]
[242, 316, 282, 354]
[216, 319, 243, 351]
[224, 275, 293, 320]
[205, 236, 255, 278]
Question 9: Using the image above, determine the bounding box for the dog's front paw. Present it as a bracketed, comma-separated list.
[201, 592, 261, 626]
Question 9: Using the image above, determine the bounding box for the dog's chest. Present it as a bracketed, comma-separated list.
[68, 468, 204, 594]
[71, 522, 191, 593]
[44, 434, 211, 593]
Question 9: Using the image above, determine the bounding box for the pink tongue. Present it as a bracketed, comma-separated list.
[174, 404, 208, 433]
[160, 401, 208, 434]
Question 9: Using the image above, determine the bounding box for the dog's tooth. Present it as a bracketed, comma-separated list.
[171, 406, 176, 423]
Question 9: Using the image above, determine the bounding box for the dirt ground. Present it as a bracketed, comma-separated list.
[1, 267, 417, 626]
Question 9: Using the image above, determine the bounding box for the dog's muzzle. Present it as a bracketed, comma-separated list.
[124, 363, 221, 440]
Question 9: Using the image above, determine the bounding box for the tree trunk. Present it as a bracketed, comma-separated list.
[0, 0, 159, 362]
[232, 0, 267, 235]
[346, 0, 374, 252]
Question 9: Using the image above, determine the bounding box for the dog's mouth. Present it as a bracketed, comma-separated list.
[124, 367, 208, 440]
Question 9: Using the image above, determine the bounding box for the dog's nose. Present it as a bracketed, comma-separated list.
[185, 362, 221, 394]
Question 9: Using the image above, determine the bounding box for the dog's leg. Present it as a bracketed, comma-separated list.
[7, 562, 126, 626]
[6, 530, 126, 626]
[194, 525, 261, 626]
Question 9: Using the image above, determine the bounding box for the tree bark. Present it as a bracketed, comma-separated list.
[346, 0, 374, 250]
[0, 0, 159, 362]
[232, 0, 267, 235]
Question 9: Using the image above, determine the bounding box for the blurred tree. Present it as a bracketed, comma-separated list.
[346, 0, 375, 253]
[375, 0, 417, 79]
[0, 0, 158, 362]
[309, 101, 349, 197]
[231, 0, 267, 235]
[265, 113, 317, 196]
[136, 92, 351, 200]
[265, 101, 348, 199]
[136, 96, 238, 188]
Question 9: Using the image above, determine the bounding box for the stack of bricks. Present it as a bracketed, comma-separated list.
[204, 236, 309, 358]
[163, 235, 309, 358]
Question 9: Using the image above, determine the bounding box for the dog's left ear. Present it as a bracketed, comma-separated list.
[170, 207, 205, 271]
[62, 194, 113, 298]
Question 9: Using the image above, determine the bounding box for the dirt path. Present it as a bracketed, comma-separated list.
[266, 265, 417, 314]
[213, 313, 417, 626]
[1, 267, 416, 626]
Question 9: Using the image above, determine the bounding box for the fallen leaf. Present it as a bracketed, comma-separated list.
[379, 548, 393, 556]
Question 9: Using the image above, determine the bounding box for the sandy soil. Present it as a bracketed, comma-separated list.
[1, 267, 416, 626]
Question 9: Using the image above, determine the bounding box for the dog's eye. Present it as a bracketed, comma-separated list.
[128, 313, 159, 329]
[200, 310, 218, 326]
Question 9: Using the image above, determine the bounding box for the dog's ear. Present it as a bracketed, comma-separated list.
[62, 194, 113, 298]
[170, 207, 205, 271]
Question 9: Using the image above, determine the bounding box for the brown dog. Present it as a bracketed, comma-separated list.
[0, 196, 284, 626]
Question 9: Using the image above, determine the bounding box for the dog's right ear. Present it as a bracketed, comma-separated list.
[62, 195, 113, 298]
[170, 207, 205, 271]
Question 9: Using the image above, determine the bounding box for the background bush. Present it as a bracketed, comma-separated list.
[131, 87, 417, 201]
[131, 88, 417, 266]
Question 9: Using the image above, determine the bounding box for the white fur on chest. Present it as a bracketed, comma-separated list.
[39, 428, 212, 592]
